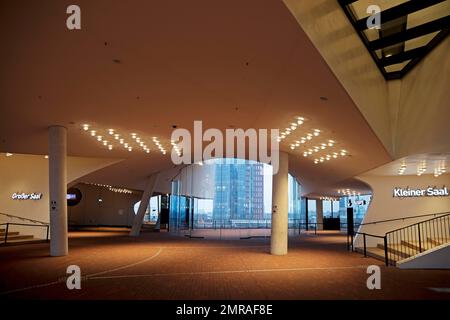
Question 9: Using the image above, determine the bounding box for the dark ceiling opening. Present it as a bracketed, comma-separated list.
[338, 0, 450, 80]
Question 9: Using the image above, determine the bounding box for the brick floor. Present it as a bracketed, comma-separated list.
[0, 229, 449, 300]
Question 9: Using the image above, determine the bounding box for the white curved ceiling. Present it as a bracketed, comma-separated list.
[0, 0, 392, 195]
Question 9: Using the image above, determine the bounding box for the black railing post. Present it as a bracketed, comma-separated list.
[347, 233, 349, 250]
[417, 223, 422, 253]
[314, 223, 317, 235]
[384, 236, 388, 266]
[4, 223, 9, 244]
[351, 233, 354, 252]
[363, 233, 367, 257]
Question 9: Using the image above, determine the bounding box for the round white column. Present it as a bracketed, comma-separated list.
[49, 126, 68, 256]
[270, 151, 289, 255]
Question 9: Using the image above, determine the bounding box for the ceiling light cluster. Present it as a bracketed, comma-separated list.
[434, 160, 446, 177]
[417, 160, 427, 176]
[84, 182, 135, 194]
[313, 150, 347, 164]
[398, 163, 407, 175]
[131, 133, 150, 153]
[82, 124, 151, 154]
[153, 137, 167, 155]
[170, 139, 182, 157]
[301, 139, 335, 155]
[278, 116, 305, 142]
[337, 189, 360, 196]
[319, 196, 338, 201]
[293, 137, 332, 152]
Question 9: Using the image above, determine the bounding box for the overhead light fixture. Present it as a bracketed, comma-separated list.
[90, 130, 96, 136]
[82, 124, 89, 131]
[6, 152, 13, 157]
[108, 129, 114, 135]
[108, 145, 113, 150]
[96, 136, 102, 141]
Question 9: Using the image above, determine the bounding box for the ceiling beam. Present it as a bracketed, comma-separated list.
[368, 15, 450, 51]
[380, 46, 426, 66]
[337, 0, 359, 6]
[355, 0, 447, 31]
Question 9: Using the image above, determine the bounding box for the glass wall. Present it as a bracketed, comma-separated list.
[338, 194, 372, 226]
[168, 158, 303, 238]
[133, 195, 162, 223]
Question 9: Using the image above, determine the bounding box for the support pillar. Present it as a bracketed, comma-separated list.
[130, 173, 159, 236]
[316, 199, 323, 230]
[49, 126, 68, 256]
[270, 151, 288, 255]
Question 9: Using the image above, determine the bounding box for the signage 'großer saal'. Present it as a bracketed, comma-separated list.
[11, 192, 43, 200]
[393, 186, 449, 198]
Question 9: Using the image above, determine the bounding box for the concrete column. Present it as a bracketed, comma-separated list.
[130, 173, 159, 236]
[49, 126, 68, 256]
[316, 199, 323, 230]
[270, 151, 288, 255]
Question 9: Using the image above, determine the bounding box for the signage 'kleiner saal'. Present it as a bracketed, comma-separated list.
[393, 186, 449, 198]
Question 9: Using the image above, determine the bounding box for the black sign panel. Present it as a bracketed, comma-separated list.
[67, 187, 82, 206]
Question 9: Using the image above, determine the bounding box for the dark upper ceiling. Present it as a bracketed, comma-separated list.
[338, 0, 450, 79]
[0, 0, 392, 195]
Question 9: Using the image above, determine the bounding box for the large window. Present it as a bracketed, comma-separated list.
[169, 158, 302, 233]
[133, 195, 161, 223]
[338, 194, 372, 225]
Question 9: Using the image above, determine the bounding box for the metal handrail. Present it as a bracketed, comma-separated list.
[386, 213, 450, 234]
[0, 212, 49, 225]
[1, 222, 49, 244]
[359, 211, 449, 226]
[348, 231, 388, 266]
[384, 213, 450, 266]
[349, 213, 450, 267]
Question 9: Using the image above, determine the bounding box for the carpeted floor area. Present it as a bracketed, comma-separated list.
[0, 229, 449, 300]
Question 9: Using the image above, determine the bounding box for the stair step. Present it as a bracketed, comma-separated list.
[355, 247, 398, 265]
[377, 243, 412, 259]
[0, 238, 47, 246]
[3, 234, 34, 241]
[0, 231, 20, 236]
[427, 237, 450, 246]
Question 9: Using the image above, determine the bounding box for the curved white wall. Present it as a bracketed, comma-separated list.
[0, 153, 120, 237]
[356, 174, 450, 247]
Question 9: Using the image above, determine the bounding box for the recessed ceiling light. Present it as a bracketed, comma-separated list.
[82, 124, 89, 131]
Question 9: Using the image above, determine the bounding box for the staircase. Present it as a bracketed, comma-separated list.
[0, 227, 47, 246]
[354, 213, 450, 266]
